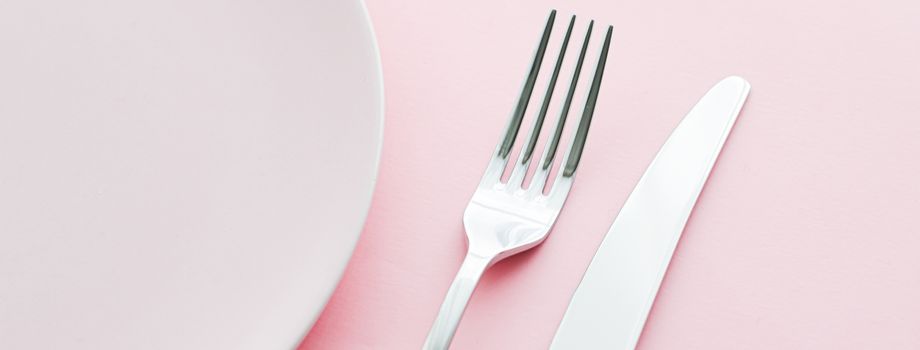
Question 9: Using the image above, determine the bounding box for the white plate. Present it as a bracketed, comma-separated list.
[0, 0, 382, 348]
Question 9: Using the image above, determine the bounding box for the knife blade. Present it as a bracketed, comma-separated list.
[550, 76, 751, 349]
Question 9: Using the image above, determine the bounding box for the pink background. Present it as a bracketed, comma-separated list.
[302, 0, 920, 349]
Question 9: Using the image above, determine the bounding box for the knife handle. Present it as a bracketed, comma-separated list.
[422, 252, 492, 350]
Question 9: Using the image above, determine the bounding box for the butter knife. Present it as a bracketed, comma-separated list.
[550, 76, 751, 349]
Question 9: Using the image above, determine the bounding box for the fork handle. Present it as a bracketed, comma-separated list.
[422, 252, 493, 350]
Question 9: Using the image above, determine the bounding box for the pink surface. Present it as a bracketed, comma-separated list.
[301, 0, 920, 349]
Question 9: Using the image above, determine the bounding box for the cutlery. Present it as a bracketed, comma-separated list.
[550, 76, 751, 349]
[422, 10, 613, 350]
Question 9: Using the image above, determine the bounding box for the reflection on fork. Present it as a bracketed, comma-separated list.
[422, 10, 614, 350]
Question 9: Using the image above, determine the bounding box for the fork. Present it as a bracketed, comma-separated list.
[422, 10, 613, 350]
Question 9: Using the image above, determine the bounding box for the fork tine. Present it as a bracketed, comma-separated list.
[546, 25, 612, 199]
[527, 20, 594, 195]
[497, 10, 556, 159]
[521, 15, 576, 165]
[561, 25, 613, 178]
[480, 10, 556, 187]
[507, 15, 576, 188]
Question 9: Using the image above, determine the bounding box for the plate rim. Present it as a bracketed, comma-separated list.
[297, 0, 386, 340]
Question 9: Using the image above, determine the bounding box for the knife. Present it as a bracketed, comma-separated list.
[550, 76, 751, 349]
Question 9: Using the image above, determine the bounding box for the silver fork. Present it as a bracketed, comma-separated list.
[422, 10, 613, 350]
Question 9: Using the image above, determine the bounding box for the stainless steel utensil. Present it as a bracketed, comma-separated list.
[550, 76, 751, 349]
[422, 10, 613, 350]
